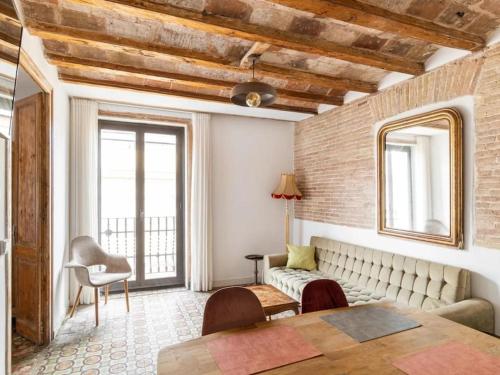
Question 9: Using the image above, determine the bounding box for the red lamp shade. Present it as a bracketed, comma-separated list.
[271, 173, 302, 200]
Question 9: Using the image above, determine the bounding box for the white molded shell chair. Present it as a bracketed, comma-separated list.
[66, 236, 132, 326]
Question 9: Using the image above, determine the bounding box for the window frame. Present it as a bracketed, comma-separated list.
[98, 120, 185, 289]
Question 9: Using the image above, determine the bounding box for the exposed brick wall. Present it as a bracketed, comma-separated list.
[368, 55, 483, 122]
[295, 100, 375, 228]
[474, 46, 500, 248]
[295, 44, 500, 249]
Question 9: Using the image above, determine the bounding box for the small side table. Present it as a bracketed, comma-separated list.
[245, 254, 264, 285]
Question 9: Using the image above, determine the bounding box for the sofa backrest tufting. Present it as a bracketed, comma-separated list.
[311, 236, 471, 310]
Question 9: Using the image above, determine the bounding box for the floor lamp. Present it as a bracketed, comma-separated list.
[271, 173, 302, 250]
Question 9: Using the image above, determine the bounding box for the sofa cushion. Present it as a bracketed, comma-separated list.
[267, 267, 323, 301]
[286, 244, 317, 271]
[267, 267, 386, 306]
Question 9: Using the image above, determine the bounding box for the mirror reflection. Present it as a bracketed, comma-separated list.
[384, 121, 450, 236]
[0, 0, 22, 136]
[0, 0, 22, 240]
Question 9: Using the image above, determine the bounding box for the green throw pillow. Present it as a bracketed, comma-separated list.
[286, 244, 317, 271]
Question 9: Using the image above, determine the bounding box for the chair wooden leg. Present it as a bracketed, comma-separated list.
[105, 285, 109, 305]
[69, 285, 83, 318]
[124, 279, 130, 313]
[94, 287, 99, 326]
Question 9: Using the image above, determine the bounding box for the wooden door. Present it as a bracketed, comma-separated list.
[12, 93, 48, 345]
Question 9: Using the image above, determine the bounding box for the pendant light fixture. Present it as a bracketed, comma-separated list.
[230, 55, 277, 108]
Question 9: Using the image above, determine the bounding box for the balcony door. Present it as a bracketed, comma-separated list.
[99, 121, 184, 289]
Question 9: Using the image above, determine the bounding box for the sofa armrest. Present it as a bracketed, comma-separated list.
[263, 253, 288, 284]
[430, 298, 495, 334]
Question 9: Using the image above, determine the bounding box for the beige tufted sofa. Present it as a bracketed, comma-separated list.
[263, 236, 494, 333]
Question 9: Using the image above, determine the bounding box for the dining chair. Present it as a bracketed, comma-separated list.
[202, 287, 266, 335]
[301, 279, 348, 314]
[65, 236, 132, 326]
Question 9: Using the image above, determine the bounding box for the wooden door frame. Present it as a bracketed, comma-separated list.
[8, 48, 53, 365]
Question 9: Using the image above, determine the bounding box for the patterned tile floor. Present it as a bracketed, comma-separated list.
[12, 333, 44, 374]
[13, 287, 294, 375]
[13, 288, 210, 375]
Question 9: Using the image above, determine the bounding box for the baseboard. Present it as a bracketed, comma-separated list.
[213, 276, 255, 288]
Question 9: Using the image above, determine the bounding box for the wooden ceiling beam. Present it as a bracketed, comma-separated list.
[0, 2, 18, 20]
[26, 20, 234, 68]
[58, 74, 318, 115]
[46, 53, 344, 106]
[70, 0, 424, 75]
[240, 42, 271, 68]
[0, 13, 22, 48]
[27, 20, 376, 93]
[0, 29, 21, 48]
[0, 49, 18, 65]
[267, 0, 485, 51]
[255, 63, 373, 94]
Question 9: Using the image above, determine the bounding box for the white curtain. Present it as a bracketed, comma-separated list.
[190, 113, 213, 291]
[69, 98, 99, 304]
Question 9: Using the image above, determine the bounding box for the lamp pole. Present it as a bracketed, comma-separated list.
[285, 199, 289, 250]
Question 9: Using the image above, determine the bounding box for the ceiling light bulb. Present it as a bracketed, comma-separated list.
[246, 92, 262, 107]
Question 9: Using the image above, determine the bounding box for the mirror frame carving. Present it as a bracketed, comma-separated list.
[377, 108, 463, 248]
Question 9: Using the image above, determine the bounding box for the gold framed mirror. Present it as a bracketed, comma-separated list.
[377, 108, 463, 248]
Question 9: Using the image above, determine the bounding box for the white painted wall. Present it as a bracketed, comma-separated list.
[294, 96, 500, 335]
[20, 31, 70, 335]
[211, 114, 294, 286]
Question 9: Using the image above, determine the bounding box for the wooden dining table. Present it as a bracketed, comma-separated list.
[157, 302, 500, 374]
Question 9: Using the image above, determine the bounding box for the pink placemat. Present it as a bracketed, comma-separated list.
[393, 341, 500, 375]
[206, 325, 322, 375]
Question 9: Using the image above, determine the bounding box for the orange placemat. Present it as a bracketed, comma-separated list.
[393, 341, 500, 375]
[206, 325, 322, 375]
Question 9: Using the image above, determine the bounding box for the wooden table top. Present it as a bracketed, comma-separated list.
[245, 284, 299, 311]
[157, 303, 500, 374]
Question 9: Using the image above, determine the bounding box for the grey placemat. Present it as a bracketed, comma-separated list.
[321, 306, 421, 342]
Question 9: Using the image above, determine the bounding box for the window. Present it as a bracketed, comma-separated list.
[99, 121, 185, 288]
[385, 145, 413, 231]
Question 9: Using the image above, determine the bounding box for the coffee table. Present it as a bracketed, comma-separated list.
[246, 284, 300, 318]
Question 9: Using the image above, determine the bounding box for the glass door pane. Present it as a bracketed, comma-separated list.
[99, 129, 137, 280]
[99, 121, 184, 289]
[144, 132, 177, 280]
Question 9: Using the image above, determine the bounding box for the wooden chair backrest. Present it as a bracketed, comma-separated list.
[202, 287, 266, 336]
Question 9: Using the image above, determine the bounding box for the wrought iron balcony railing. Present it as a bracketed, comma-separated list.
[99, 216, 177, 279]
